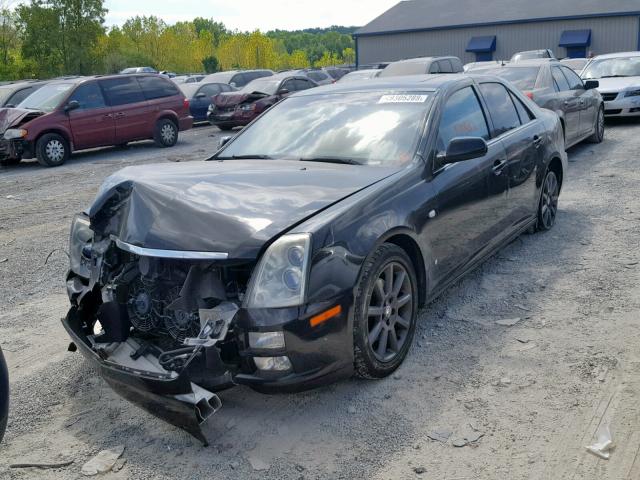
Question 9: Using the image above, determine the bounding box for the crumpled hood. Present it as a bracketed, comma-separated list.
[0, 108, 44, 133]
[213, 92, 269, 108]
[89, 160, 397, 259]
[595, 76, 640, 93]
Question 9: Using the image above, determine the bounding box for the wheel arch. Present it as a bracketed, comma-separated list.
[155, 111, 179, 126]
[548, 156, 564, 190]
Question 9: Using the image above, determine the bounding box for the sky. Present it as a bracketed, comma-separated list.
[103, 0, 399, 30]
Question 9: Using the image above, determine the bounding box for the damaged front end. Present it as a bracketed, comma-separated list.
[65, 214, 252, 444]
[0, 108, 43, 162]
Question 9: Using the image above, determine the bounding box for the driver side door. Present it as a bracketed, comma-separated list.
[67, 81, 115, 151]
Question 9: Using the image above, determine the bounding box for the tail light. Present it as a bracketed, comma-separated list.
[524, 91, 534, 100]
[183, 98, 190, 110]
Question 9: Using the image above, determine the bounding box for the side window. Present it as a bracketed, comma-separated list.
[136, 76, 179, 100]
[282, 79, 297, 92]
[479, 82, 521, 137]
[7, 87, 34, 106]
[294, 79, 313, 91]
[451, 58, 464, 72]
[439, 60, 454, 73]
[561, 66, 584, 90]
[198, 84, 221, 97]
[551, 67, 570, 92]
[429, 62, 440, 74]
[437, 86, 490, 153]
[100, 77, 146, 106]
[510, 91, 535, 124]
[232, 73, 246, 87]
[68, 82, 106, 110]
[221, 84, 234, 92]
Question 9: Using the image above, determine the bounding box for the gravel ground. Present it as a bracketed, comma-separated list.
[0, 120, 639, 479]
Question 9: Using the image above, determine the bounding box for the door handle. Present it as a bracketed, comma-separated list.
[103, 113, 113, 119]
[115, 112, 125, 118]
[533, 135, 544, 148]
[492, 158, 507, 174]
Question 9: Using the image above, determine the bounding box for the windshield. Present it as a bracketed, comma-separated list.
[475, 67, 540, 90]
[179, 84, 200, 97]
[203, 72, 234, 84]
[582, 57, 640, 79]
[0, 86, 13, 105]
[217, 91, 432, 166]
[379, 62, 427, 78]
[339, 71, 380, 83]
[240, 77, 281, 95]
[17, 83, 74, 112]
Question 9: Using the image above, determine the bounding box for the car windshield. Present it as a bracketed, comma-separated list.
[582, 57, 640, 79]
[339, 71, 379, 82]
[217, 91, 433, 166]
[475, 67, 540, 90]
[240, 77, 281, 95]
[179, 84, 201, 97]
[379, 62, 427, 77]
[203, 72, 234, 84]
[0, 86, 13, 105]
[16, 83, 74, 112]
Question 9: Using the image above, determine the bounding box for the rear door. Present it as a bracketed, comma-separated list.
[428, 85, 506, 285]
[100, 77, 150, 143]
[67, 81, 115, 150]
[480, 82, 544, 229]
[551, 65, 580, 144]
[137, 76, 183, 124]
[561, 65, 595, 136]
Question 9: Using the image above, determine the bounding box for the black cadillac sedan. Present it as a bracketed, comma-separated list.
[63, 74, 567, 443]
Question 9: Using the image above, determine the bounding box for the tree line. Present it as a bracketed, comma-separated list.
[0, 0, 357, 81]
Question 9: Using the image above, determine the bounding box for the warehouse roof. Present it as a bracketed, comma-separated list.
[355, 0, 640, 36]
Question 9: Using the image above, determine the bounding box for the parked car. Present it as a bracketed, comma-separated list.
[294, 69, 335, 85]
[0, 347, 7, 444]
[560, 58, 589, 73]
[0, 81, 48, 108]
[0, 74, 193, 167]
[338, 69, 382, 83]
[208, 73, 318, 130]
[120, 67, 158, 74]
[359, 62, 390, 70]
[379, 56, 464, 78]
[472, 60, 604, 148]
[173, 75, 206, 85]
[581, 52, 640, 117]
[63, 74, 566, 443]
[511, 49, 556, 62]
[322, 67, 350, 81]
[180, 82, 236, 122]
[201, 70, 273, 89]
[464, 61, 508, 72]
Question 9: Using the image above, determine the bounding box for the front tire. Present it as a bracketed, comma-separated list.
[587, 106, 605, 144]
[36, 133, 69, 167]
[535, 170, 560, 232]
[154, 119, 178, 148]
[354, 243, 418, 379]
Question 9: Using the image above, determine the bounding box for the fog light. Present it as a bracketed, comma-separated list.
[249, 331, 285, 349]
[254, 356, 292, 372]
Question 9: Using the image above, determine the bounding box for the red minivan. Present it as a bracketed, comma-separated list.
[0, 74, 193, 167]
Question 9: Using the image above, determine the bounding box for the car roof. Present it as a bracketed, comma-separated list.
[481, 59, 554, 68]
[592, 51, 640, 60]
[0, 80, 47, 90]
[389, 56, 456, 64]
[293, 73, 503, 96]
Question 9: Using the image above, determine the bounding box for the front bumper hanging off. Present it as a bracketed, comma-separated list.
[63, 309, 222, 445]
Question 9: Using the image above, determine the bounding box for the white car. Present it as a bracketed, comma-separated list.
[581, 52, 640, 117]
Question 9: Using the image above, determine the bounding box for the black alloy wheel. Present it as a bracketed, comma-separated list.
[588, 106, 605, 143]
[354, 243, 418, 379]
[536, 170, 560, 231]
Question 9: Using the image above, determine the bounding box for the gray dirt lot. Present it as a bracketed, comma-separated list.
[0, 121, 639, 479]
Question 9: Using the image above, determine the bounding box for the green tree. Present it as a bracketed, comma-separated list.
[202, 55, 219, 73]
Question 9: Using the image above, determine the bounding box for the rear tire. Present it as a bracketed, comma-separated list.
[154, 119, 178, 148]
[535, 170, 560, 232]
[35, 133, 69, 167]
[354, 243, 418, 379]
[587, 106, 605, 143]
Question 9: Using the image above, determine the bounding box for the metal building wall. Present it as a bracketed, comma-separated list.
[357, 16, 640, 65]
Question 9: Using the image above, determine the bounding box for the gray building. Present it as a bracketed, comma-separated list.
[354, 0, 640, 66]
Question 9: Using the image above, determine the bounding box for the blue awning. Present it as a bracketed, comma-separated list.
[559, 29, 591, 48]
[466, 36, 496, 53]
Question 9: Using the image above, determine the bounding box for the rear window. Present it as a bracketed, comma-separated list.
[136, 76, 180, 100]
[476, 67, 540, 91]
[380, 61, 428, 77]
[100, 77, 146, 106]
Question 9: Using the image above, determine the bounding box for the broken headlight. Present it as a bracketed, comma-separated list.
[3, 128, 27, 140]
[245, 233, 311, 308]
[69, 214, 93, 278]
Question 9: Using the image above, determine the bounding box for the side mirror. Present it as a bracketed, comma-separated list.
[217, 135, 233, 149]
[277, 88, 290, 96]
[584, 80, 599, 90]
[438, 137, 488, 165]
[64, 100, 80, 112]
[195, 92, 207, 99]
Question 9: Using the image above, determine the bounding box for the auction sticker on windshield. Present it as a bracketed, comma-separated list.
[379, 94, 429, 104]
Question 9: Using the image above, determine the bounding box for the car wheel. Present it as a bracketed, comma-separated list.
[36, 133, 69, 167]
[587, 106, 605, 144]
[154, 119, 178, 148]
[536, 170, 560, 232]
[354, 243, 418, 379]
